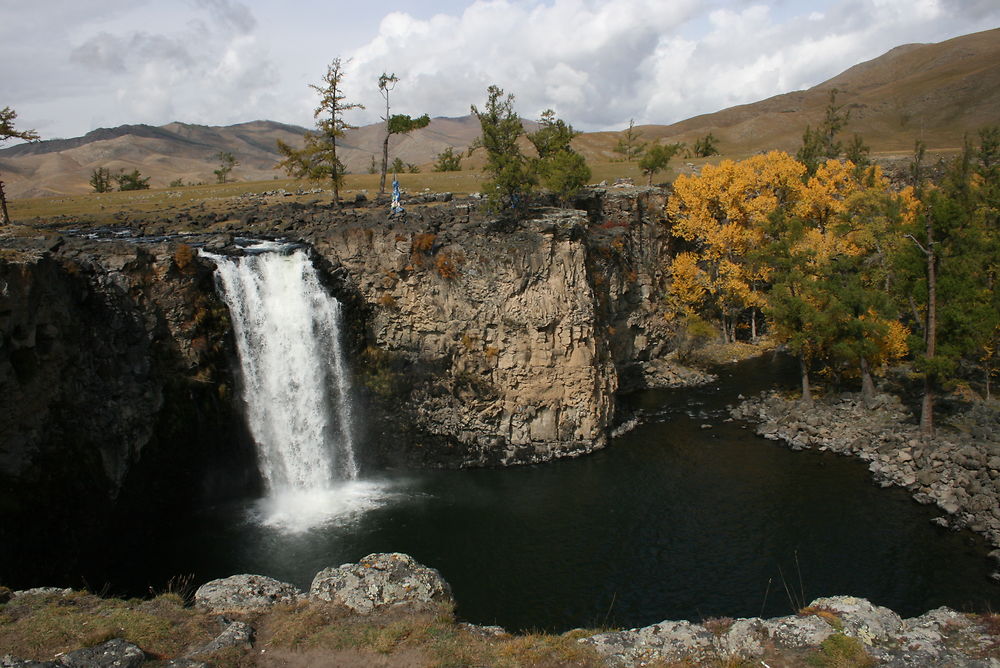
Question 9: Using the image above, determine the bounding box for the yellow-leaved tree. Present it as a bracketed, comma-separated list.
[667, 151, 805, 342]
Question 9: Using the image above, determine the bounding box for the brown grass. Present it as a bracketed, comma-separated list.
[798, 605, 845, 632]
[252, 601, 604, 667]
[0, 590, 216, 661]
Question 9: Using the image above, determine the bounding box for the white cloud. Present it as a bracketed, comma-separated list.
[340, 0, 1000, 132]
[61, 2, 280, 130]
[3, 0, 1000, 139]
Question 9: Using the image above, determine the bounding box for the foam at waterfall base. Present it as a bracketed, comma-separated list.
[251, 480, 394, 533]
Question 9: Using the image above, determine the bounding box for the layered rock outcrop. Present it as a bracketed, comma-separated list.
[303, 187, 681, 465]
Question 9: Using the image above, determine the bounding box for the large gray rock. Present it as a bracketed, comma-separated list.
[714, 617, 768, 657]
[58, 639, 145, 667]
[581, 620, 715, 666]
[309, 552, 453, 614]
[762, 614, 836, 648]
[809, 595, 903, 645]
[194, 574, 302, 612]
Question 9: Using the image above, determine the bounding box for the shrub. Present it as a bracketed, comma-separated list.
[435, 250, 464, 280]
[173, 244, 195, 270]
[411, 233, 436, 253]
[675, 314, 717, 362]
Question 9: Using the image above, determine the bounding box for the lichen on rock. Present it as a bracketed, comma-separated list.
[309, 552, 454, 614]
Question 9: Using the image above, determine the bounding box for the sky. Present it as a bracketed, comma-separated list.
[2, 0, 999, 141]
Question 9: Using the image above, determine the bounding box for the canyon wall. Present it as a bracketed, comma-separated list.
[0, 187, 689, 581]
[305, 187, 684, 466]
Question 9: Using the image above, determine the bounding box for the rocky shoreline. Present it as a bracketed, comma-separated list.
[730, 391, 1000, 572]
[3, 553, 998, 666]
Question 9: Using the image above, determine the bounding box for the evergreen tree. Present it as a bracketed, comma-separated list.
[470, 85, 535, 215]
[214, 151, 238, 184]
[797, 89, 850, 175]
[638, 142, 681, 186]
[0, 106, 40, 225]
[433, 147, 462, 172]
[527, 109, 577, 158]
[896, 138, 997, 435]
[692, 132, 720, 157]
[276, 58, 363, 208]
[613, 119, 645, 162]
[89, 167, 113, 193]
[528, 109, 590, 205]
[116, 169, 150, 191]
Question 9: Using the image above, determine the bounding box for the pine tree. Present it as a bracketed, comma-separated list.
[528, 109, 590, 205]
[0, 106, 40, 225]
[115, 169, 150, 191]
[89, 167, 113, 193]
[896, 138, 997, 436]
[276, 58, 363, 208]
[638, 142, 681, 186]
[433, 147, 462, 172]
[470, 85, 535, 215]
[613, 119, 645, 162]
[214, 151, 238, 184]
[797, 89, 850, 175]
[692, 132, 720, 157]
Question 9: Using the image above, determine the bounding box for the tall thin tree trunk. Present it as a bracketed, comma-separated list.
[331, 113, 341, 209]
[751, 308, 758, 342]
[800, 354, 813, 406]
[920, 376, 935, 436]
[920, 217, 937, 437]
[860, 356, 876, 408]
[380, 88, 391, 195]
[0, 178, 9, 226]
[380, 132, 390, 195]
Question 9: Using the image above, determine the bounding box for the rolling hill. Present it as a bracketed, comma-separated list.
[2, 27, 998, 198]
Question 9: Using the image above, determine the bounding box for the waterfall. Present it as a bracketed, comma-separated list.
[203, 242, 360, 499]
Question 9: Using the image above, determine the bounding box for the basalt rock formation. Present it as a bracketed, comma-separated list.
[297, 186, 688, 466]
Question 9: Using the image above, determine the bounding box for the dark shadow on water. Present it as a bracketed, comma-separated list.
[85, 354, 1000, 631]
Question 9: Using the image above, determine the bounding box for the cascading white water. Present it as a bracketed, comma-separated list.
[202, 242, 382, 530]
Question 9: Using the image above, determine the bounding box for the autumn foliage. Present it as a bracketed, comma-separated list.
[665, 133, 999, 418]
[663, 151, 927, 406]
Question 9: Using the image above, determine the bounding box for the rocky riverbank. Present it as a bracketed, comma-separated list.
[731, 391, 1000, 564]
[2, 553, 998, 666]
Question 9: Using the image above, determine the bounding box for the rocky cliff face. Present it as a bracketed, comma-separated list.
[0, 235, 253, 585]
[303, 186, 684, 466]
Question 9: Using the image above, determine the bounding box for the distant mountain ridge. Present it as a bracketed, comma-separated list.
[2, 27, 998, 198]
